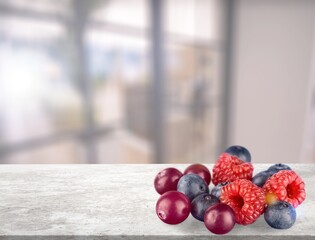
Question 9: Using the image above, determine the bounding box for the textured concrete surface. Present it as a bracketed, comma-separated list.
[0, 164, 314, 240]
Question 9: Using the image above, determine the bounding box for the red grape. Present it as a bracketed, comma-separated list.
[204, 203, 236, 234]
[156, 191, 190, 224]
[154, 168, 183, 194]
[184, 164, 211, 185]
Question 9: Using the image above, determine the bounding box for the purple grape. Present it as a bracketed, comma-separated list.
[184, 164, 211, 185]
[204, 203, 236, 235]
[156, 191, 191, 225]
[154, 168, 183, 194]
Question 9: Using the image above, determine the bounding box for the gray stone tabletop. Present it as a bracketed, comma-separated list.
[0, 164, 314, 240]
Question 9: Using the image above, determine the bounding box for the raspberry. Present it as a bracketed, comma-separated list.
[263, 170, 306, 208]
[220, 179, 265, 225]
[212, 153, 254, 185]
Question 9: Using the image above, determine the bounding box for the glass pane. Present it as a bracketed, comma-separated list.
[0, 0, 72, 15]
[165, 0, 220, 41]
[164, 0, 222, 163]
[91, 0, 148, 29]
[0, 13, 84, 146]
[87, 0, 152, 163]
[97, 130, 151, 164]
[2, 139, 85, 164]
[86, 31, 149, 128]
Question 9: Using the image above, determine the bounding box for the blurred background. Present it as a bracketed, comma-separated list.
[0, 0, 314, 164]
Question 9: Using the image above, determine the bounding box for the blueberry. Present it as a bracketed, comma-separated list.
[211, 182, 230, 199]
[252, 171, 274, 188]
[264, 201, 296, 229]
[268, 164, 292, 174]
[224, 145, 251, 162]
[177, 174, 209, 201]
[191, 193, 220, 221]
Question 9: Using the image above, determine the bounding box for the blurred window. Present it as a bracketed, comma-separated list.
[0, 0, 222, 163]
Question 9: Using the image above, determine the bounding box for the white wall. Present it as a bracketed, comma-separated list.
[231, 0, 315, 163]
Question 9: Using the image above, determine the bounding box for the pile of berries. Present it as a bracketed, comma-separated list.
[154, 145, 306, 235]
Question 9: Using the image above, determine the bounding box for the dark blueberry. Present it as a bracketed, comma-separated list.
[177, 174, 209, 201]
[224, 145, 251, 163]
[267, 164, 292, 174]
[252, 171, 274, 188]
[264, 201, 296, 229]
[211, 182, 230, 199]
[191, 193, 220, 221]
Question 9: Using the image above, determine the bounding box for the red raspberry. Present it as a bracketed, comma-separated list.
[263, 170, 306, 208]
[220, 179, 265, 225]
[212, 153, 253, 185]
